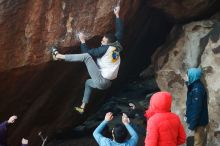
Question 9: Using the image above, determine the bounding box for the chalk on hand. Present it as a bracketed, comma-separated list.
[74, 30, 90, 40]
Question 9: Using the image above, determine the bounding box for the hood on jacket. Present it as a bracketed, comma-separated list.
[145, 91, 172, 119]
[108, 41, 123, 52]
[187, 68, 202, 85]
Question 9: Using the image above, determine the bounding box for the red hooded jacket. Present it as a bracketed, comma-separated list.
[145, 92, 186, 146]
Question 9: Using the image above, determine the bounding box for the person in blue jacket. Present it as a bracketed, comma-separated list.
[185, 68, 209, 146]
[51, 6, 123, 114]
[93, 112, 138, 146]
[0, 115, 28, 146]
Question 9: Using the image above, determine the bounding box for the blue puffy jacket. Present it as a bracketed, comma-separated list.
[186, 68, 209, 130]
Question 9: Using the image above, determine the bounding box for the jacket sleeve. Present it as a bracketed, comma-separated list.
[0, 121, 7, 132]
[125, 124, 138, 145]
[115, 18, 123, 43]
[177, 122, 186, 145]
[188, 88, 204, 130]
[0, 121, 8, 143]
[93, 120, 108, 145]
[145, 119, 158, 146]
[80, 43, 109, 58]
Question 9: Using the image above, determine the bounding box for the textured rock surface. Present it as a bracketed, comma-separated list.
[152, 14, 220, 145]
[46, 94, 148, 146]
[0, 0, 220, 146]
[0, 0, 140, 71]
[0, 0, 219, 72]
[147, 0, 220, 21]
[0, 0, 141, 145]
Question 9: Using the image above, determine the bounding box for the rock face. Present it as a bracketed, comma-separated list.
[147, 0, 220, 21]
[0, 0, 141, 71]
[0, 0, 142, 145]
[152, 13, 220, 145]
[0, 0, 219, 72]
[0, 0, 220, 146]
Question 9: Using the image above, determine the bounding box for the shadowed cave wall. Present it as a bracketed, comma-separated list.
[0, 0, 220, 145]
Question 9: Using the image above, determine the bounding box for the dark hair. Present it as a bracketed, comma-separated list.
[104, 33, 117, 43]
[113, 124, 128, 143]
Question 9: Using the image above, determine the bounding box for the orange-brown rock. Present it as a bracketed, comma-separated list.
[0, 0, 141, 72]
[0, 0, 143, 145]
[0, 0, 219, 145]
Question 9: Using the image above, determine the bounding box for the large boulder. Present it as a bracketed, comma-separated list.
[0, 0, 141, 71]
[0, 0, 219, 71]
[152, 13, 220, 145]
[147, 0, 220, 21]
[0, 0, 219, 145]
[0, 0, 141, 145]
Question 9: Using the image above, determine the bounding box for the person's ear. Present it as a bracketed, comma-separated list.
[112, 129, 115, 139]
[106, 38, 110, 44]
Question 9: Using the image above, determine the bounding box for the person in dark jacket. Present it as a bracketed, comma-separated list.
[0, 115, 28, 146]
[51, 6, 123, 114]
[185, 68, 209, 146]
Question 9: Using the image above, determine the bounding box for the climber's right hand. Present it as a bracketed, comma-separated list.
[78, 32, 86, 43]
[114, 6, 120, 18]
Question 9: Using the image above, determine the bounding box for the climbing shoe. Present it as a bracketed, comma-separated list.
[50, 46, 58, 60]
[74, 107, 84, 114]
